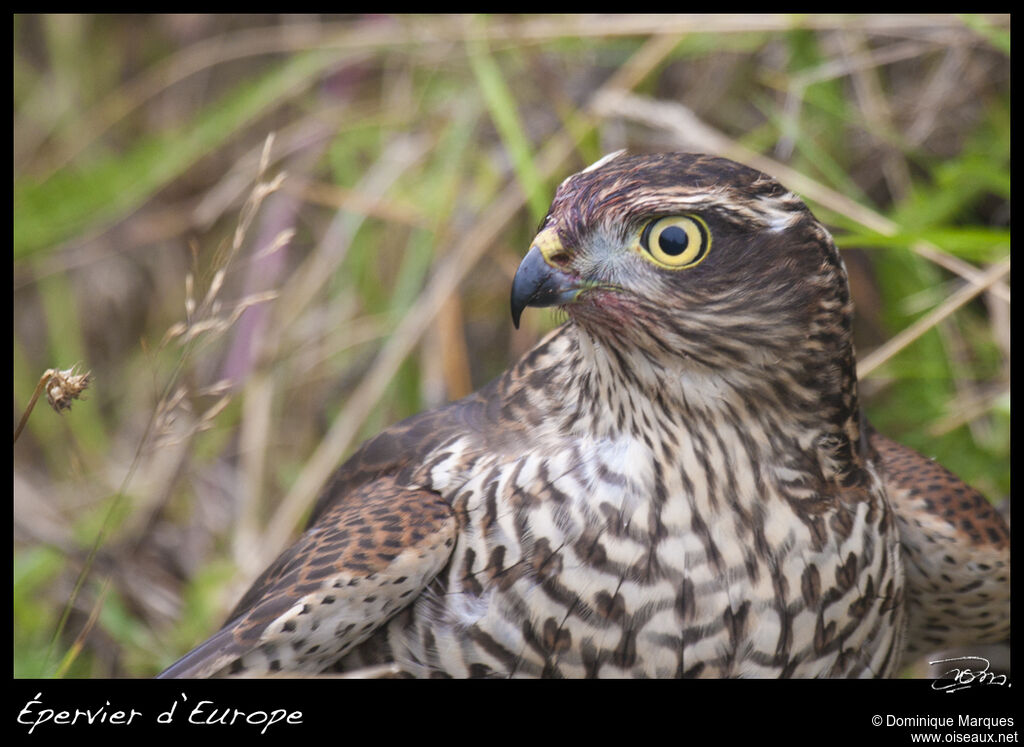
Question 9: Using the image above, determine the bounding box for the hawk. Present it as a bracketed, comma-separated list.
[159, 152, 1009, 678]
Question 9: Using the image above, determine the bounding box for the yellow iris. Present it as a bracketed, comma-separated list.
[639, 215, 711, 269]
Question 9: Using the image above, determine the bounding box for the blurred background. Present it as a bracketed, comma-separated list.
[13, 14, 1009, 678]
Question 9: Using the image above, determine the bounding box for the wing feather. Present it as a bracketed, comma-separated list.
[871, 431, 1010, 659]
[158, 477, 455, 678]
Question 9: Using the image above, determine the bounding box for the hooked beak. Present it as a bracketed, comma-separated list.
[510, 242, 583, 329]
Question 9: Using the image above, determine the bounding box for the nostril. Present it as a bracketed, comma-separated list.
[549, 251, 571, 267]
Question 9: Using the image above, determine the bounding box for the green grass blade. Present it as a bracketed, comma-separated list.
[467, 37, 548, 223]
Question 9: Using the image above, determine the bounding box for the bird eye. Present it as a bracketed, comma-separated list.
[639, 215, 710, 269]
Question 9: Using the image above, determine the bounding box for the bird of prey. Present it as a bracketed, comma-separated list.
[159, 151, 1009, 678]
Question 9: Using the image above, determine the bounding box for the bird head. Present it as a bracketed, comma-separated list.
[511, 152, 856, 391]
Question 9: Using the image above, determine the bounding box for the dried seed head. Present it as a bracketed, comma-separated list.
[45, 366, 92, 412]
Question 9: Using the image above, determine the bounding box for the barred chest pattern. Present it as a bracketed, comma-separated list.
[343, 327, 907, 678]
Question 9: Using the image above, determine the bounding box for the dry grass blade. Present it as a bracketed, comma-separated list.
[929, 386, 1010, 437]
[856, 257, 1010, 378]
[288, 177, 430, 229]
[52, 578, 111, 678]
[271, 136, 429, 338]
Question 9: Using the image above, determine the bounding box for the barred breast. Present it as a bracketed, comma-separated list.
[340, 329, 906, 677]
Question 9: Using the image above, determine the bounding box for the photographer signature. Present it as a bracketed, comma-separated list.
[930, 655, 1010, 694]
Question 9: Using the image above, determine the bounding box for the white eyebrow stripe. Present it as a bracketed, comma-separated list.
[558, 150, 628, 192]
[767, 210, 796, 232]
[580, 149, 627, 175]
[758, 193, 803, 232]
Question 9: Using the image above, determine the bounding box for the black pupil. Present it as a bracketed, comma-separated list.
[658, 225, 690, 256]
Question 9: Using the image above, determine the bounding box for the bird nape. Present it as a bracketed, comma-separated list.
[158, 151, 1009, 679]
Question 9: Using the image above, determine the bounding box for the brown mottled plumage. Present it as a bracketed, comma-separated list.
[871, 432, 1010, 660]
[159, 152, 1009, 679]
